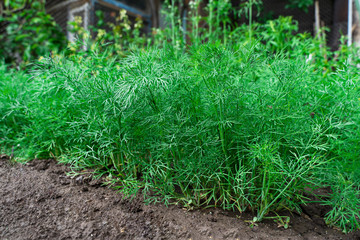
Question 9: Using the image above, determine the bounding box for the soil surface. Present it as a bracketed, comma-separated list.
[1, 155, 359, 240]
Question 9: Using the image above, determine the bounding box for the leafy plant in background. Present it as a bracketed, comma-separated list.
[286, 0, 313, 12]
[205, 0, 233, 44]
[153, 0, 185, 50]
[255, 16, 299, 53]
[0, 0, 66, 67]
[93, 9, 147, 54]
[237, 0, 263, 44]
[187, 0, 202, 47]
[68, 9, 147, 57]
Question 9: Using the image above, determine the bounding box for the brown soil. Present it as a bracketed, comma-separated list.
[1, 155, 359, 240]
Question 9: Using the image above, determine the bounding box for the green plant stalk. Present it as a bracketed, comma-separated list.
[194, 6, 200, 47]
[189, 3, 198, 47]
[214, 99, 228, 159]
[208, 0, 214, 42]
[216, 1, 221, 41]
[171, 0, 176, 44]
[258, 169, 270, 216]
[256, 174, 295, 221]
[249, 0, 253, 44]
[223, 20, 227, 45]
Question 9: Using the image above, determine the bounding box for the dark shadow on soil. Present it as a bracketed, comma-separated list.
[1, 155, 359, 240]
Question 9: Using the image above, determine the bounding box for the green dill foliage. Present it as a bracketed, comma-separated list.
[323, 174, 360, 233]
[1, 0, 359, 233]
[7, 41, 357, 229]
[0, 64, 31, 158]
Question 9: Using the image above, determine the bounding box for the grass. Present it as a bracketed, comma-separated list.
[1, 0, 360, 233]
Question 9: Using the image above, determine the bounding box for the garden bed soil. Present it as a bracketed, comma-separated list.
[1, 155, 359, 240]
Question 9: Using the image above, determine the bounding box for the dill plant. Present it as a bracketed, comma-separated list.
[0, 64, 31, 158]
[24, 42, 332, 222]
[1, 0, 359, 233]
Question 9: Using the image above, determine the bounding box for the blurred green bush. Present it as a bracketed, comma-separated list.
[0, 0, 66, 67]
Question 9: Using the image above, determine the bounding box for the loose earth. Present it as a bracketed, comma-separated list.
[0, 156, 359, 240]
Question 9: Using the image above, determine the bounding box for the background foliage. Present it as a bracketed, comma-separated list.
[0, 0, 66, 66]
[286, 0, 313, 11]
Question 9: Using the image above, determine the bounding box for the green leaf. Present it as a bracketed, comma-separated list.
[31, 17, 43, 24]
[4, 0, 10, 8]
[15, 34, 29, 41]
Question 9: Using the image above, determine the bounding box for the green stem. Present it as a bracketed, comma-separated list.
[208, 0, 214, 42]
[171, 0, 176, 44]
[249, 0, 252, 45]
[256, 175, 296, 222]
